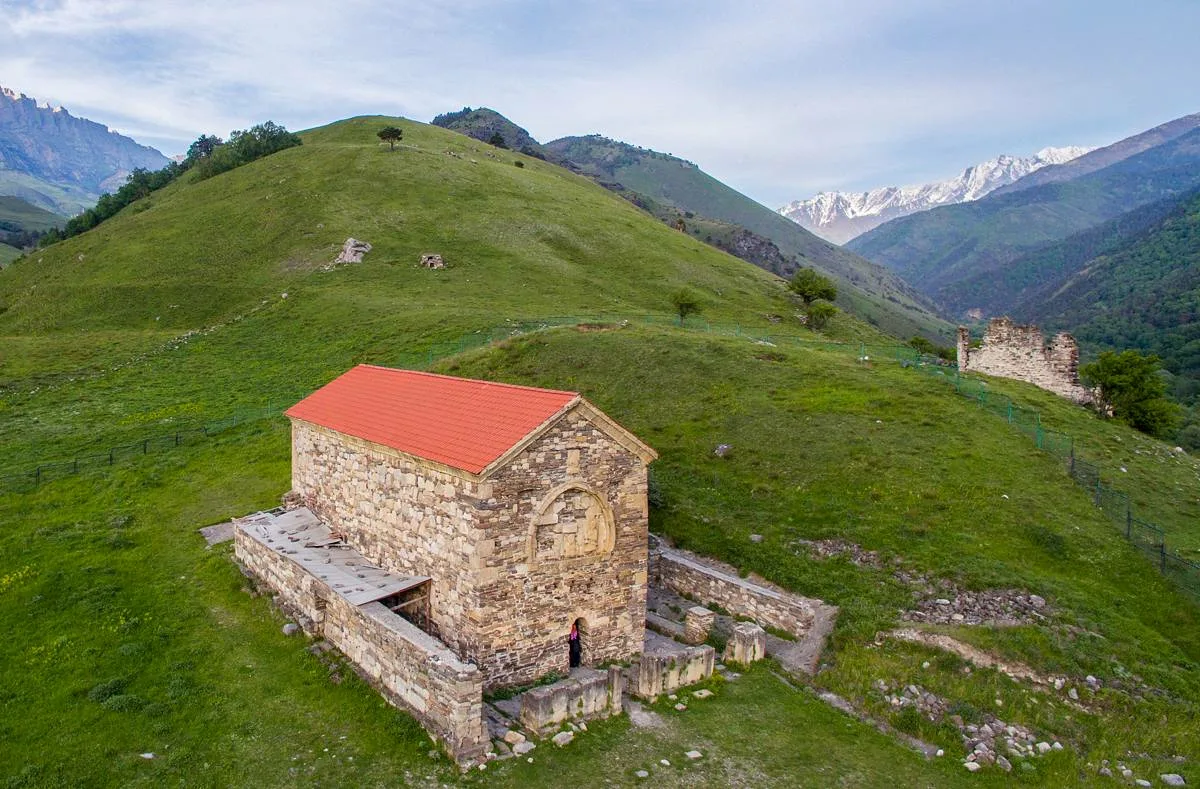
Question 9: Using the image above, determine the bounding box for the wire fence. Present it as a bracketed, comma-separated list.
[4, 313, 1198, 600]
[906, 356, 1200, 601]
[0, 401, 293, 494]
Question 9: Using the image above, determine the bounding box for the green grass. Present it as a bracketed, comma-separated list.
[0, 195, 65, 233]
[0, 243, 19, 267]
[0, 115, 1197, 787]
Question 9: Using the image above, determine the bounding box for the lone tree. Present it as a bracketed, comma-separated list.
[377, 126, 403, 151]
[1081, 350, 1180, 438]
[488, 132, 508, 149]
[789, 267, 837, 305]
[670, 287, 702, 325]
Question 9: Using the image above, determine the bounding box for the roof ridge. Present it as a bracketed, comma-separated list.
[355, 364, 578, 397]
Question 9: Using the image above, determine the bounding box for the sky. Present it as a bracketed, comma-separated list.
[3, 0, 1200, 208]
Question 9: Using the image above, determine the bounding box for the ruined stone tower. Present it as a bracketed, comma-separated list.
[957, 317, 1092, 404]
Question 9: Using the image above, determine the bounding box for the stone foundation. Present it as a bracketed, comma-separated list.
[957, 318, 1092, 404]
[724, 622, 767, 665]
[235, 523, 488, 764]
[517, 667, 624, 734]
[683, 606, 715, 645]
[653, 544, 824, 640]
[629, 632, 714, 702]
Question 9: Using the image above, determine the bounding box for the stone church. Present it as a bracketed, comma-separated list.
[237, 365, 656, 704]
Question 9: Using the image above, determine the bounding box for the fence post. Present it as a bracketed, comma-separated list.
[1161, 542, 1167, 572]
[34, 466, 40, 486]
[1126, 505, 1132, 540]
[143, 439, 149, 454]
[175, 432, 181, 446]
[1094, 478, 1102, 507]
[108, 450, 114, 465]
[72, 459, 78, 474]
[1069, 438, 1075, 476]
[1006, 401, 1013, 424]
[1036, 424, 1043, 449]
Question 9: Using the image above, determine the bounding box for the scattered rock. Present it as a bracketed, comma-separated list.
[1161, 775, 1187, 787]
[1037, 742, 1051, 754]
[692, 689, 713, 699]
[513, 741, 535, 756]
[334, 238, 371, 265]
[503, 729, 526, 745]
[749, 533, 763, 543]
[551, 731, 574, 747]
[1068, 688, 1079, 700]
[997, 755, 1012, 772]
[139, 753, 155, 760]
[685, 750, 702, 760]
[635, 770, 649, 779]
[1099, 767, 1113, 777]
[282, 623, 300, 636]
[660, 759, 671, 767]
[714, 444, 732, 458]
[1136, 781, 1151, 788]
[674, 703, 687, 711]
[963, 762, 982, 772]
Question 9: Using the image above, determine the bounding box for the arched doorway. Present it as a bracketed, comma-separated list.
[568, 618, 586, 668]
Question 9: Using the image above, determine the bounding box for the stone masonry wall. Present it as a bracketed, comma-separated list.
[470, 409, 649, 689]
[291, 406, 650, 692]
[234, 523, 325, 632]
[290, 420, 485, 657]
[957, 318, 1092, 404]
[654, 546, 820, 639]
[324, 595, 488, 763]
[234, 525, 488, 764]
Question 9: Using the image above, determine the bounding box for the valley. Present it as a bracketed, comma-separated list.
[0, 116, 1198, 787]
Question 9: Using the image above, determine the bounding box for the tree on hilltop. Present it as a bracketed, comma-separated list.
[377, 126, 403, 151]
[789, 267, 837, 305]
[1081, 350, 1179, 438]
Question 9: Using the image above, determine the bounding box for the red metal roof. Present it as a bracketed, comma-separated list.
[285, 365, 579, 475]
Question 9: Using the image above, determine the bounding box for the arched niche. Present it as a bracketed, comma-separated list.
[529, 482, 615, 562]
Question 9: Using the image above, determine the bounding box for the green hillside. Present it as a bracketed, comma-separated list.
[0, 194, 64, 233]
[541, 135, 952, 342]
[1013, 187, 1200, 399]
[0, 195, 62, 265]
[1, 116, 1198, 787]
[848, 126, 1200, 314]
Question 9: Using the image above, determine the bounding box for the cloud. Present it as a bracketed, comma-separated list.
[3, 0, 1199, 205]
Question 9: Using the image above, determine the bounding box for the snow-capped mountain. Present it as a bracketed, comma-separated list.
[779, 146, 1093, 245]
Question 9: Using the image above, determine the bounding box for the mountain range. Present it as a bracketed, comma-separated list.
[433, 108, 950, 341]
[841, 111, 1200, 399]
[778, 146, 1092, 244]
[0, 86, 169, 215]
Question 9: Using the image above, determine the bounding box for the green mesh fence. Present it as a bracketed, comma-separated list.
[907, 355, 1197, 601]
[5, 313, 1199, 601]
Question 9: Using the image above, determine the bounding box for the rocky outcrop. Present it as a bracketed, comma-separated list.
[0, 86, 169, 214]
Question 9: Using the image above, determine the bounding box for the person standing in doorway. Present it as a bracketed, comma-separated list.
[569, 622, 582, 668]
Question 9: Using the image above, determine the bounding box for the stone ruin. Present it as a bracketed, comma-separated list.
[334, 238, 371, 265]
[957, 317, 1092, 404]
[420, 253, 445, 269]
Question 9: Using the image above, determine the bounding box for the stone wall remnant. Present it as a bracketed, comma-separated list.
[420, 253, 445, 268]
[957, 317, 1092, 404]
[683, 606, 715, 645]
[517, 667, 624, 734]
[724, 621, 767, 665]
[335, 238, 372, 265]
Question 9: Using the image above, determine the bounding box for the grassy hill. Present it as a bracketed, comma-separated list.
[848, 126, 1200, 315]
[545, 134, 952, 342]
[0, 195, 62, 266]
[1, 116, 1198, 787]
